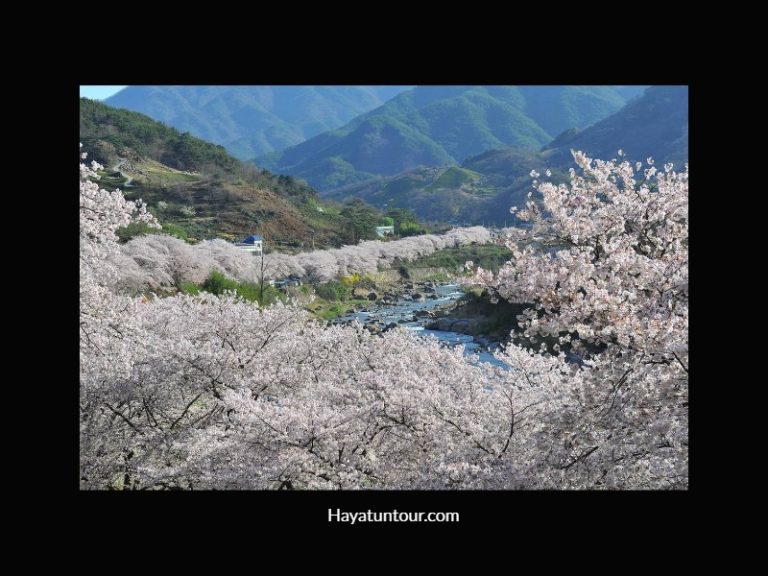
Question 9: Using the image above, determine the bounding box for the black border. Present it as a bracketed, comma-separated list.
[67, 59, 696, 534]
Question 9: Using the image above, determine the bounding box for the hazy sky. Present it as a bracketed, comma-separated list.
[80, 86, 126, 100]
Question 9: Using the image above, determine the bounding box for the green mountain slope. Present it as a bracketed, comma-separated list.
[80, 98, 359, 246]
[262, 85, 640, 191]
[323, 86, 687, 225]
[105, 86, 412, 159]
[513, 85, 626, 139]
[544, 85, 689, 165]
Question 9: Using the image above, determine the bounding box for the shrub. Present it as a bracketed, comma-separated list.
[398, 222, 424, 237]
[202, 270, 238, 295]
[116, 221, 161, 243]
[201, 271, 281, 306]
[179, 282, 200, 295]
[315, 281, 350, 302]
[162, 222, 189, 241]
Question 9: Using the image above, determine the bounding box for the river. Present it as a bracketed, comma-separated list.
[335, 283, 508, 368]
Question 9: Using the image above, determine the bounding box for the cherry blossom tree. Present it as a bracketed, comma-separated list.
[80, 145, 504, 489]
[81, 144, 687, 490]
[117, 223, 491, 289]
[471, 151, 689, 488]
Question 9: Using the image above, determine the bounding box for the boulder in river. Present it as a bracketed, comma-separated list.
[352, 287, 369, 299]
[450, 319, 471, 332]
[427, 318, 453, 331]
[365, 321, 382, 334]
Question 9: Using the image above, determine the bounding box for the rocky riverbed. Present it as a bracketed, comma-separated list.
[333, 282, 508, 368]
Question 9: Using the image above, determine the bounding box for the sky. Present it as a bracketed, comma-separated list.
[80, 86, 127, 100]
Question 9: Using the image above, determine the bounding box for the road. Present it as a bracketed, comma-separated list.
[111, 158, 134, 187]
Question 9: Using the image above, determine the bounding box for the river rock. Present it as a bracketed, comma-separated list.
[450, 320, 471, 332]
[412, 293, 425, 302]
[352, 287, 369, 299]
[474, 335, 494, 348]
[365, 321, 382, 334]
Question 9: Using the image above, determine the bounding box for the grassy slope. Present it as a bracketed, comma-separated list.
[80, 98, 350, 246]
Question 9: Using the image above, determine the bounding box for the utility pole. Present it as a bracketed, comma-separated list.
[259, 246, 266, 304]
[258, 227, 266, 305]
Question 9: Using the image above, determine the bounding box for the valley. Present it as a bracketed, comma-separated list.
[79, 84, 689, 493]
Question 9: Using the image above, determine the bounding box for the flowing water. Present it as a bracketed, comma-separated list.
[335, 283, 508, 368]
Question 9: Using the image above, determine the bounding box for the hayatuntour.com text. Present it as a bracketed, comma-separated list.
[329, 509, 459, 524]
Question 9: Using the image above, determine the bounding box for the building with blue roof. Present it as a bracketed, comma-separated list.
[235, 234, 263, 254]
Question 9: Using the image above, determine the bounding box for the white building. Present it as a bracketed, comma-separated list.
[235, 234, 263, 254]
[375, 225, 395, 237]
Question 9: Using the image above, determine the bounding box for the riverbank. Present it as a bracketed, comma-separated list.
[317, 277, 454, 327]
[299, 268, 458, 321]
[332, 283, 507, 367]
[307, 274, 523, 347]
[284, 242, 514, 323]
[426, 287, 527, 345]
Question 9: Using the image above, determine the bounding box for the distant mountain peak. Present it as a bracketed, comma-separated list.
[260, 85, 648, 192]
[105, 86, 413, 159]
[318, 85, 686, 225]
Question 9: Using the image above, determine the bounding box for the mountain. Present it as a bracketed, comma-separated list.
[105, 86, 411, 159]
[258, 85, 643, 191]
[80, 98, 366, 247]
[322, 148, 555, 225]
[611, 86, 649, 101]
[543, 85, 689, 166]
[323, 86, 687, 225]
